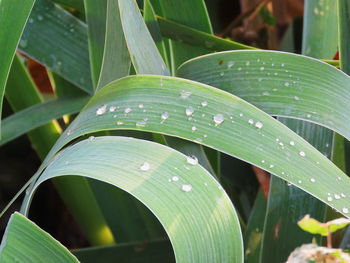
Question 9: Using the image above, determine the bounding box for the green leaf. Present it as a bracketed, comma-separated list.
[52, 0, 85, 12]
[302, 0, 338, 58]
[0, 95, 89, 146]
[24, 136, 244, 263]
[157, 16, 253, 52]
[0, 0, 36, 131]
[339, 0, 350, 75]
[96, 0, 130, 89]
[20, 0, 93, 93]
[119, 0, 168, 75]
[83, 0, 107, 88]
[0, 212, 79, 263]
[144, 0, 169, 67]
[159, 0, 213, 69]
[23, 75, 350, 219]
[73, 239, 174, 263]
[298, 215, 350, 236]
[177, 50, 350, 141]
[244, 190, 267, 263]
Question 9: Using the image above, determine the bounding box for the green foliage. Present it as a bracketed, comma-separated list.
[0, 0, 349, 262]
[298, 215, 350, 237]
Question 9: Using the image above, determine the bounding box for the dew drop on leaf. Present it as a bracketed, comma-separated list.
[161, 112, 169, 121]
[186, 106, 194, 116]
[180, 91, 192, 99]
[255, 121, 264, 129]
[201, 101, 208, 107]
[343, 208, 349, 214]
[213, 114, 224, 126]
[140, 162, 150, 171]
[96, 104, 107, 115]
[299, 151, 306, 157]
[187, 155, 198, 165]
[172, 176, 179, 182]
[109, 106, 117, 112]
[181, 184, 192, 192]
[124, 107, 132, 114]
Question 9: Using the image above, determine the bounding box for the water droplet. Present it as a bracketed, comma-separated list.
[269, 164, 274, 168]
[284, 82, 290, 87]
[262, 91, 270, 96]
[294, 96, 300, 101]
[187, 155, 198, 165]
[220, 72, 224, 76]
[306, 114, 311, 118]
[239, 113, 244, 117]
[19, 39, 28, 48]
[186, 106, 194, 116]
[37, 15, 44, 21]
[238, 67, 242, 71]
[191, 126, 197, 131]
[181, 184, 192, 192]
[248, 119, 254, 125]
[28, 18, 34, 23]
[124, 107, 132, 114]
[66, 129, 72, 136]
[140, 162, 150, 171]
[299, 151, 306, 157]
[116, 121, 124, 125]
[261, 160, 266, 163]
[213, 114, 224, 126]
[343, 208, 349, 214]
[246, 61, 250, 66]
[172, 176, 179, 182]
[290, 141, 295, 146]
[341, 193, 346, 198]
[255, 121, 263, 129]
[298, 180, 302, 184]
[96, 104, 107, 115]
[334, 194, 341, 199]
[227, 61, 235, 68]
[180, 91, 192, 99]
[327, 197, 333, 201]
[310, 178, 316, 183]
[109, 106, 117, 112]
[260, 67, 265, 71]
[138, 104, 144, 109]
[161, 112, 169, 121]
[136, 120, 146, 127]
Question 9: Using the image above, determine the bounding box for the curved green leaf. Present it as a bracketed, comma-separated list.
[0, 212, 79, 263]
[21, 0, 93, 93]
[0, 96, 89, 147]
[0, 0, 36, 131]
[25, 75, 350, 218]
[177, 50, 350, 141]
[24, 136, 243, 263]
[119, 0, 168, 75]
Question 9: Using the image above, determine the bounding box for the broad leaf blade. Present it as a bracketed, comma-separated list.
[177, 50, 350, 141]
[0, 212, 79, 263]
[119, 0, 168, 75]
[25, 75, 350, 218]
[0, 96, 89, 147]
[21, 0, 93, 93]
[0, 0, 36, 131]
[25, 136, 244, 263]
